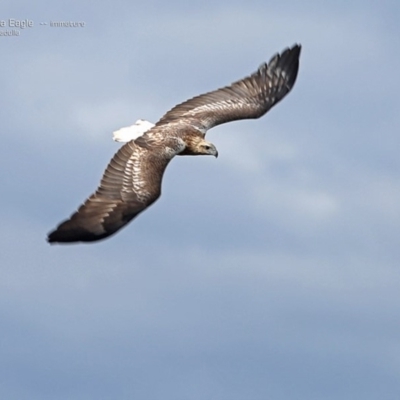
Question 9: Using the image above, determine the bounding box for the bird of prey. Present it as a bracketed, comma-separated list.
[48, 44, 301, 244]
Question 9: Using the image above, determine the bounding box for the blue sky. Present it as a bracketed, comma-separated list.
[1, 1, 400, 399]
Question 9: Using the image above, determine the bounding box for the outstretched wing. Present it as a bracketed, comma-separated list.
[156, 44, 301, 132]
[47, 139, 170, 243]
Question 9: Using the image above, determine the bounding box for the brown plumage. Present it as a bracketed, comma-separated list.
[48, 44, 301, 244]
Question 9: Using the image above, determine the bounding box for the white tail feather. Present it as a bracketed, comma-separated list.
[112, 119, 155, 142]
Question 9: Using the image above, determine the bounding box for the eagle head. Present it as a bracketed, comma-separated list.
[179, 135, 218, 157]
[197, 140, 218, 158]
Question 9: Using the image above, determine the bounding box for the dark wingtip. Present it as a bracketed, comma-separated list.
[290, 43, 302, 55]
[47, 231, 68, 244]
[46, 226, 109, 244]
[284, 44, 301, 88]
[47, 229, 57, 244]
[266, 43, 301, 93]
[47, 235, 55, 244]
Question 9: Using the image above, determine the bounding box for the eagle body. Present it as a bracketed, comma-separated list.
[48, 45, 301, 243]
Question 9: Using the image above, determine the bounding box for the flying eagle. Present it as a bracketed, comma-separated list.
[48, 44, 301, 244]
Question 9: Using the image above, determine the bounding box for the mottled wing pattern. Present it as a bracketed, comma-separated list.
[156, 44, 301, 132]
[47, 139, 169, 243]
